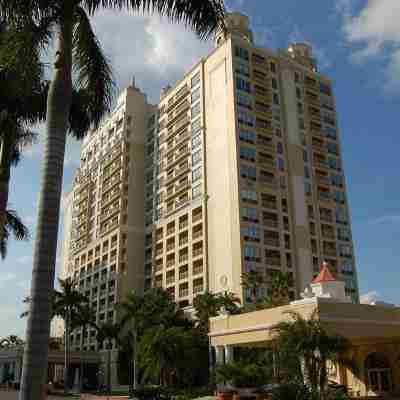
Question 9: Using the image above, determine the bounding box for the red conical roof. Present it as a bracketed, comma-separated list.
[312, 262, 336, 284]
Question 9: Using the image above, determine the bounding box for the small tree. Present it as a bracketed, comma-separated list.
[241, 270, 265, 305]
[274, 311, 348, 398]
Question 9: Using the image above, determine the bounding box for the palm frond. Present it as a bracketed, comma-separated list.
[72, 6, 115, 134]
[0, 210, 29, 258]
[82, 0, 226, 39]
[5, 209, 29, 241]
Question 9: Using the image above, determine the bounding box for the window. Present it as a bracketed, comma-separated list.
[327, 142, 338, 155]
[295, 72, 300, 83]
[331, 174, 343, 187]
[235, 46, 249, 61]
[341, 261, 353, 274]
[241, 207, 258, 222]
[325, 126, 337, 139]
[299, 118, 305, 129]
[240, 165, 257, 180]
[277, 142, 283, 154]
[235, 62, 250, 77]
[304, 181, 312, 195]
[255, 101, 269, 114]
[336, 207, 347, 224]
[244, 245, 261, 260]
[328, 157, 339, 170]
[278, 158, 285, 171]
[334, 190, 345, 203]
[239, 130, 256, 143]
[242, 226, 259, 240]
[296, 87, 302, 99]
[240, 146, 256, 161]
[304, 166, 310, 178]
[192, 184, 202, 199]
[236, 77, 251, 93]
[271, 78, 278, 89]
[191, 118, 201, 136]
[337, 226, 350, 241]
[339, 244, 352, 257]
[241, 190, 257, 202]
[192, 135, 201, 150]
[270, 62, 276, 73]
[192, 167, 202, 182]
[237, 93, 253, 110]
[238, 112, 255, 127]
[297, 102, 303, 114]
[191, 87, 200, 103]
[273, 93, 279, 105]
[303, 150, 308, 163]
[256, 117, 270, 130]
[191, 72, 200, 87]
[191, 102, 201, 119]
[192, 150, 202, 166]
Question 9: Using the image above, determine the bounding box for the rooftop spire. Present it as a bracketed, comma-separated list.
[312, 262, 336, 284]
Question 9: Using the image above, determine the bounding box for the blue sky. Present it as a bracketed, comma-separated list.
[2, 0, 400, 337]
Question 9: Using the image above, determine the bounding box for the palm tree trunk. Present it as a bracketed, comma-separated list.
[64, 310, 71, 394]
[0, 128, 14, 241]
[19, 17, 73, 400]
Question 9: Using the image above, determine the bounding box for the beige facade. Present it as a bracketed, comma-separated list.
[62, 11, 359, 347]
[62, 83, 155, 350]
[144, 12, 358, 306]
[209, 296, 400, 397]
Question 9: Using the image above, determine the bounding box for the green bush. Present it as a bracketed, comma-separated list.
[216, 361, 272, 388]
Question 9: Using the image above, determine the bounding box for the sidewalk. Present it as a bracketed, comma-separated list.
[0, 390, 70, 399]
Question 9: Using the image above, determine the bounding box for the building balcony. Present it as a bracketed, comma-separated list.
[315, 175, 330, 186]
[193, 266, 203, 276]
[179, 288, 189, 298]
[259, 176, 277, 188]
[179, 254, 189, 263]
[257, 157, 275, 169]
[322, 231, 335, 240]
[193, 285, 204, 295]
[192, 230, 203, 240]
[193, 249, 203, 258]
[324, 248, 337, 257]
[166, 277, 175, 285]
[179, 237, 188, 246]
[263, 219, 279, 229]
[312, 142, 326, 153]
[166, 260, 175, 268]
[179, 271, 189, 280]
[264, 238, 280, 247]
[193, 214, 202, 224]
[166, 244, 175, 252]
[265, 257, 281, 266]
[257, 139, 275, 152]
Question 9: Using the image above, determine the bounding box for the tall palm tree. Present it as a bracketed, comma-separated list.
[117, 291, 143, 391]
[274, 311, 348, 398]
[241, 270, 265, 304]
[95, 321, 120, 393]
[1, 2, 225, 398]
[0, 210, 30, 259]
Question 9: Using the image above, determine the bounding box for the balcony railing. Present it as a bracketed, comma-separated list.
[179, 271, 189, 280]
[192, 230, 203, 240]
[193, 249, 203, 258]
[179, 254, 189, 263]
[193, 214, 202, 223]
[193, 266, 203, 275]
[265, 257, 281, 266]
[264, 238, 280, 247]
[179, 289, 189, 297]
[263, 219, 279, 228]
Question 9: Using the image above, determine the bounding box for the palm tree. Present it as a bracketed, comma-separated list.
[193, 291, 220, 332]
[0, 210, 30, 259]
[139, 325, 186, 386]
[117, 291, 143, 391]
[270, 271, 292, 305]
[274, 311, 348, 398]
[0, 21, 47, 240]
[241, 270, 265, 304]
[95, 321, 120, 393]
[20, 279, 89, 393]
[74, 304, 97, 390]
[218, 291, 241, 314]
[1, 2, 225, 397]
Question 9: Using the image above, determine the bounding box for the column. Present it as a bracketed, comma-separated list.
[215, 346, 225, 365]
[224, 345, 234, 364]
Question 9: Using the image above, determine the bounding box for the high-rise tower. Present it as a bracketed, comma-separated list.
[62, 12, 359, 351]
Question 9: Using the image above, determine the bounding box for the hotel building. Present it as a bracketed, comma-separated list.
[62, 12, 359, 350]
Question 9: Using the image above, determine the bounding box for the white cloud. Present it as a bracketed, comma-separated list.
[360, 290, 379, 304]
[288, 27, 332, 70]
[338, 0, 400, 93]
[91, 10, 213, 101]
